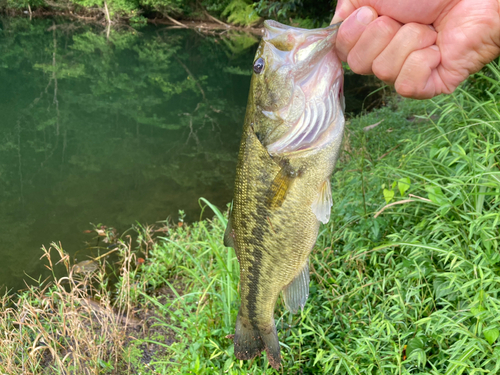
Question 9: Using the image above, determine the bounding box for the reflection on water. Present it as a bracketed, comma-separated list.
[0, 18, 258, 292]
[0, 18, 380, 293]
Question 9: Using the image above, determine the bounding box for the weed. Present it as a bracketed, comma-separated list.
[0, 239, 149, 374]
[136, 62, 500, 373]
[2, 61, 499, 374]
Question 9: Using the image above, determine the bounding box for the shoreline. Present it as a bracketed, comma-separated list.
[2, 78, 500, 370]
[1, 16, 499, 371]
[0, 8, 265, 35]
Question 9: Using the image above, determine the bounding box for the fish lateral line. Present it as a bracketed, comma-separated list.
[266, 216, 276, 234]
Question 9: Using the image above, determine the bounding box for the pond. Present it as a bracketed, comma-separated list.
[0, 17, 381, 293]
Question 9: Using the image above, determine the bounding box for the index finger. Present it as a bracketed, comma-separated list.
[331, 0, 454, 24]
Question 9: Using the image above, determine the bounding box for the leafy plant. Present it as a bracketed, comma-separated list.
[255, 0, 338, 27]
[1, 16, 500, 375]
[5, 0, 45, 10]
[221, 0, 260, 26]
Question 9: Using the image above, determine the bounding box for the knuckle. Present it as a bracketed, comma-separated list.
[338, 20, 354, 42]
[372, 58, 394, 83]
[407, 49, 428, 67]
[395, 80, 419, 98]
[337, 12, 365, 48]
[372, 16, 401, 38]
[395, 50, 432, 99]
[401, 22, 425, 38]
[398, 23, 436, 48]
[347, 51, 372, 75]
[335, 32, 350, 60]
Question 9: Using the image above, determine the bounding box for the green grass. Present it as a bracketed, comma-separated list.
[1, 62, 499, 374]
[133, 62, 500, 373]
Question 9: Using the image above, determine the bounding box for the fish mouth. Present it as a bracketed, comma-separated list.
[263, 20, 340, 68]
[263, 20, 340, 54]
[263, 21, 344, 154]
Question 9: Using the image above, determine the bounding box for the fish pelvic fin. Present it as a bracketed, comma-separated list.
[233, 312, 281, 370]
[283, 260, 310, 314]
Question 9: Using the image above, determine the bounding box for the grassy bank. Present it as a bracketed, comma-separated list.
[1, 62, 500, 374]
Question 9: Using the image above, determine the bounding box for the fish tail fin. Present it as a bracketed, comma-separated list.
[233, 311, 281, 369]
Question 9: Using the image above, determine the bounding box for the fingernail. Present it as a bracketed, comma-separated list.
[428, 24, 436, 31]
[429, 45, 439, 51]
[356, 7, 374, 26]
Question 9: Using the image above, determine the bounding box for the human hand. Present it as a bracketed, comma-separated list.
[331, 0, 500, 99]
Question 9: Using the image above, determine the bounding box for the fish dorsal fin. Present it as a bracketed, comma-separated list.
[312, 179, 332, 224]
[266, 163, 297, 209]
[224, 215, 237, 253]
[283, 260, 310, 314]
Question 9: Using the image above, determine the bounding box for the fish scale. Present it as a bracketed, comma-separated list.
[224, 20, 344, 369]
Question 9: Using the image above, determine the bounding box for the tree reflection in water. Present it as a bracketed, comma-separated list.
[0, 17, 381, 292]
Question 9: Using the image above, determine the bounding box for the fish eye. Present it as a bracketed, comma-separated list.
[253, 57, 265, 74]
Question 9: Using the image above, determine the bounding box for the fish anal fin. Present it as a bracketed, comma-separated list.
[283, 260, 310, 314]
[266, 163, 298, 209]
[233, 312, 281, 370]
[311, 179, 332, 224]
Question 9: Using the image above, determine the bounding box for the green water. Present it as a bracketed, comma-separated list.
[0, 17, 379, 293]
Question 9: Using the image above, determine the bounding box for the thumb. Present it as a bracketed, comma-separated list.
[331, 0, 364, 24]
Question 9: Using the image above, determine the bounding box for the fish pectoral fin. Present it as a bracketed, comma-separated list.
[311, 179, 332, 224]
[283, 260, 310, 314]
[266, 164, 296, 209]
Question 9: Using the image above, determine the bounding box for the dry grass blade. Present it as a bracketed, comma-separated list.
[0, 241, 142, 375]
[374, 195, 432, 218]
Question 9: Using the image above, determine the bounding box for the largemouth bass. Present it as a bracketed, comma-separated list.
[224, 20, 344, 369]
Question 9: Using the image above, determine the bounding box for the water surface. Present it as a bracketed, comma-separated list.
[0, 17, 379, 292]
